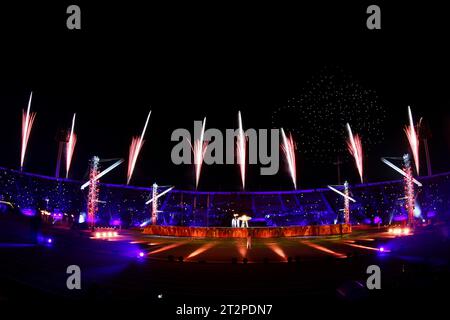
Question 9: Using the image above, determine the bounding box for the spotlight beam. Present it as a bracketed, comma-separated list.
[327, 185, 356, 203]
[81, 159, 124, 190]
[145, 186, 174, 205]
[381, 157, 422, 187]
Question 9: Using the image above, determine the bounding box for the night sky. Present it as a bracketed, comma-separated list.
[0, 2, 449, 190]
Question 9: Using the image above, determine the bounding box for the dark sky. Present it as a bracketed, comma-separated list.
[0, 2, 449, 190]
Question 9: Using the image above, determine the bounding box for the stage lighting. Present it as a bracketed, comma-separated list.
[139, 251, 144, 258]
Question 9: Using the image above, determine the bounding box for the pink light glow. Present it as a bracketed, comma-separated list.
[20, 92, 36, 169]
[404, 106, 420, 174]
[281, 128, 297, 189]
[346, 123, 364, 183]
[127, 110, 151, 184]
[66, 113, 77, 178]
[236, 111, 246, 189]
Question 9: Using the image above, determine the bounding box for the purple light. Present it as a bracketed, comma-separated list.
[379, 247, 384, 252]
[139, 251, 144, 258]
[47, 238, 53, 244]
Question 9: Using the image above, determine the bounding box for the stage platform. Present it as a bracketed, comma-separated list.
[142, 224, 352, 238]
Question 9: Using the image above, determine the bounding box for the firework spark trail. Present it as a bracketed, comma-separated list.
[20, 92, 36, 170]
[192, 117, 207, 189]
[236, 111, 246, 189]
[127, 110, 151, 184]
[404, 106, 420, 174]
[66, 113, 77, 178]
[281, 128, 297, 189]
[346, 123, 364, 183]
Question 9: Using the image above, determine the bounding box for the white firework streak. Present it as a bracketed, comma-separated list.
[404, 106, 420, 174]
[381, 158, 422, 187]
[20, 92, 36, 169]
[346, 123, 364, 183]
[81, 159, 124, 190]
[236, 111, 246, 189]
[327, 185, 356, 203]
[145, 186, 175, 205]
[127, 110, 151, 184]
[281, 128, 297, 189]
[66, 113, 77, 178]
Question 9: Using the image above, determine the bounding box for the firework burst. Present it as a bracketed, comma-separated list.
[20, 92, 36, 170]
[281, 128, 297, 189]
[127, 110, 151, 184]
[236, 111, 246, 189]
[66, 113, 77, 178]
[346, 123, 364, 183]
[404, 106, 420, 174]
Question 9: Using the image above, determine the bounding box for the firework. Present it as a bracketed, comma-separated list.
[346, 123, 364, 183]
[81, 159, 124, 190]
[381, 157, 422, 187]
[127, 110, 152, 184]
[404, 106, 420, 174]
[192, 117, 207, 189]
[236, 111, 246, 189]
[20, 92, 36, 170]
[281, 128, 297, 189]
[66, 113, 77, 178]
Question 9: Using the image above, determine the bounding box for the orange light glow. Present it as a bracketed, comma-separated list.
[148, 241, 188, 255]
[267, 243, 288, 261]
[186, 242, 216, 260]
[302, 241, 346, 258]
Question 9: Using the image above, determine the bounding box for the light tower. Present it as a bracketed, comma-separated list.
[87, 156, 100, 229]
[151, 183, 158, 225]
[403, 154, 415, 227]
[343, 181, 350, 224]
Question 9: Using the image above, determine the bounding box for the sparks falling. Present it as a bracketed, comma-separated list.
[66, 113, 77, 178]
[127, 110, 151, 184]
[192, 117, 207, 189]
[404, 106, 420, 174]
[20, 92, 36, 170]
[236, 111, 246, 189]
[346, 123, 364, 183]
[281, 128, 297, 189]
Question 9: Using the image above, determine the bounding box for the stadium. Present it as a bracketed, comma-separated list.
[2, 2, 450, 311]
[1, 165, 449, 231]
